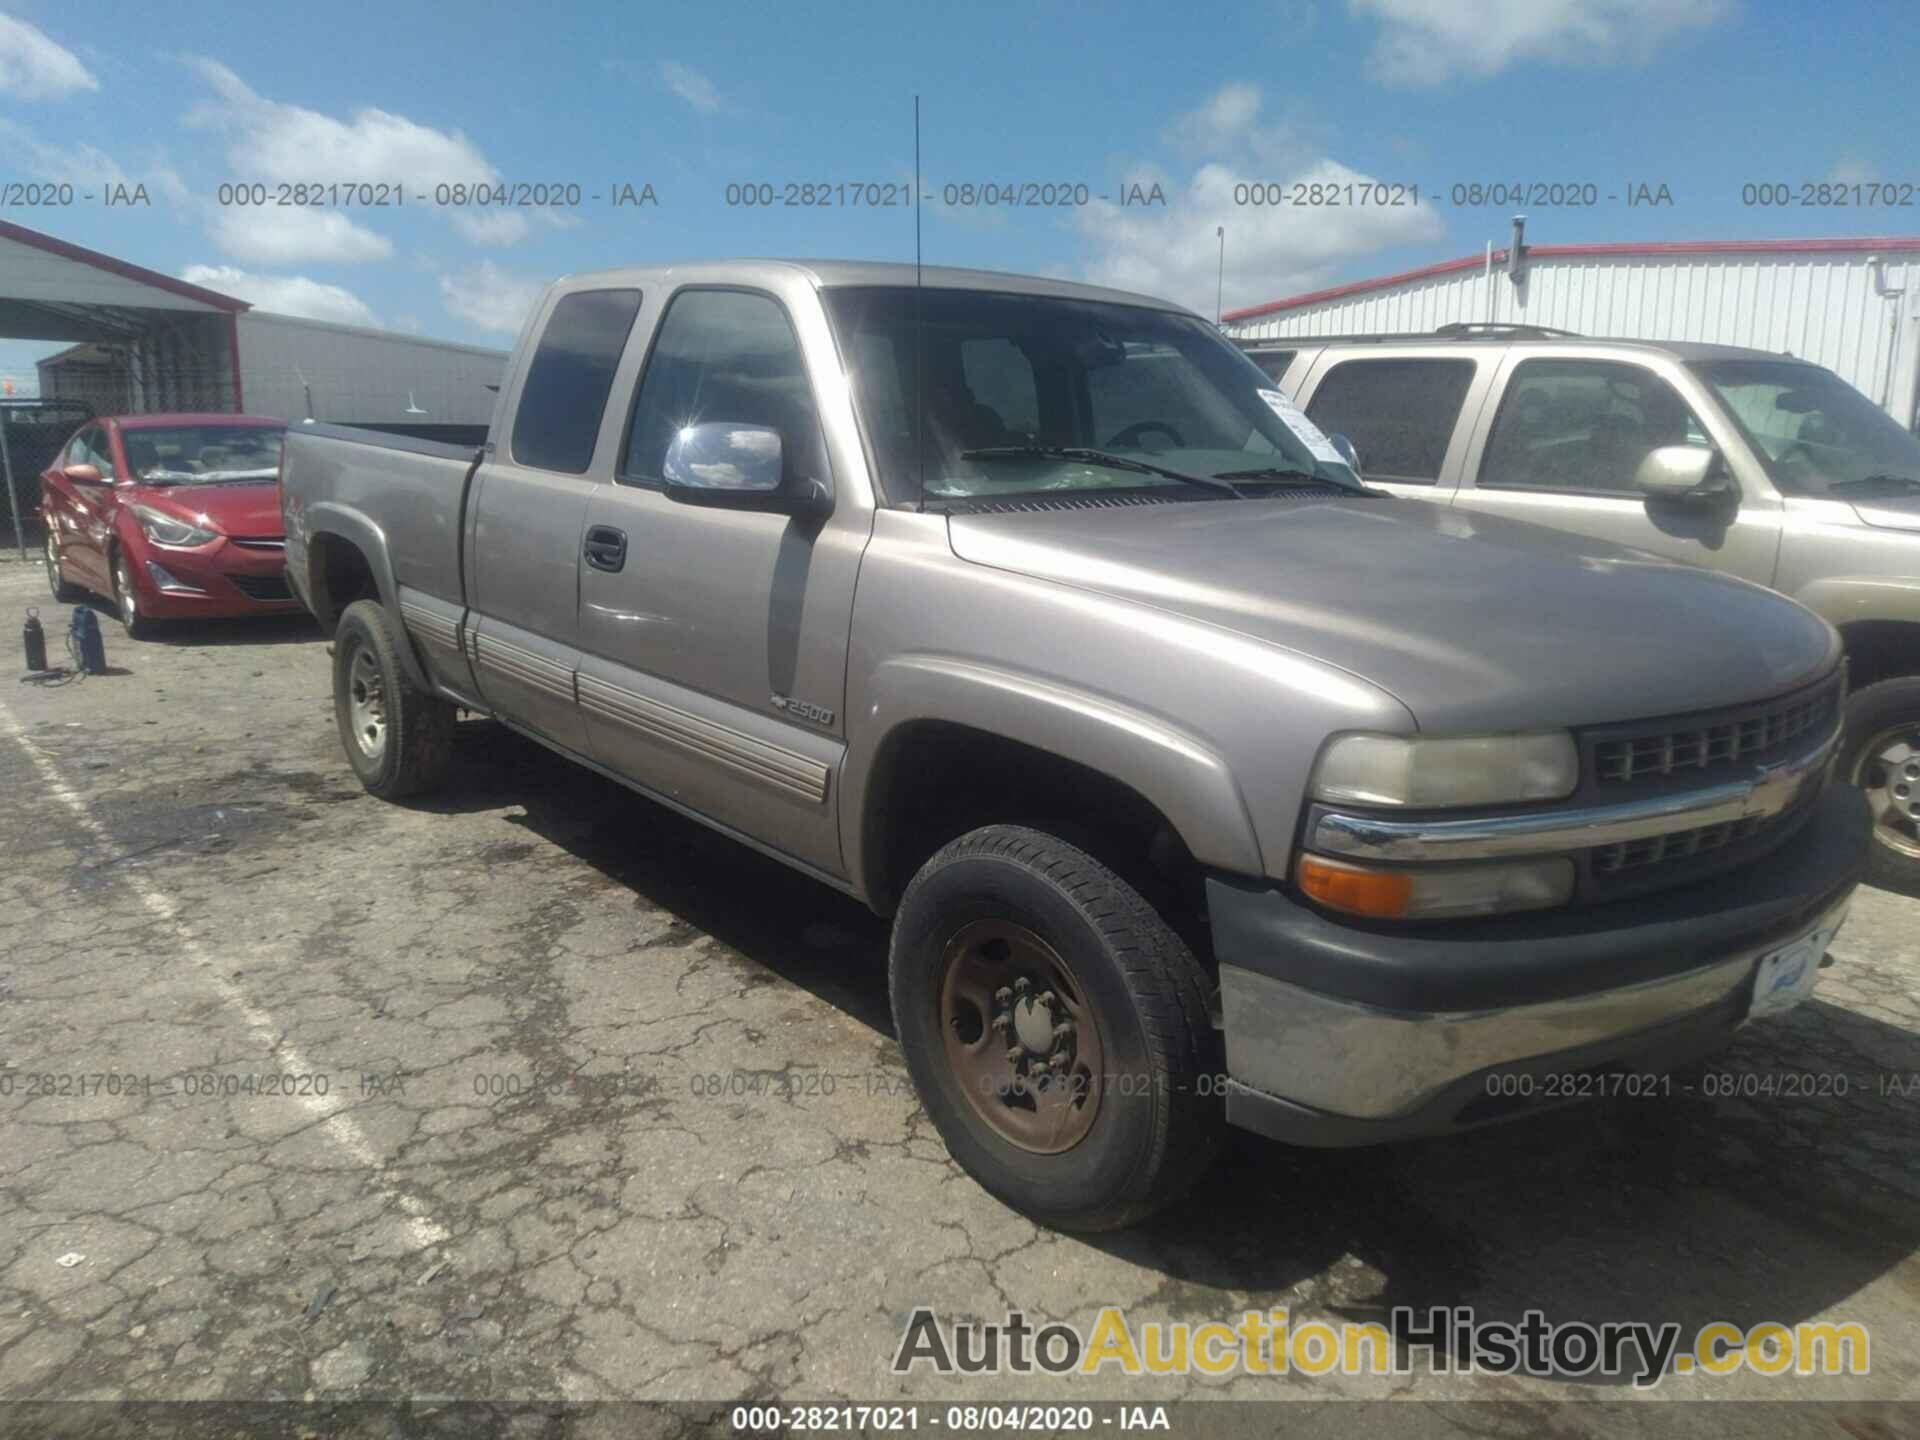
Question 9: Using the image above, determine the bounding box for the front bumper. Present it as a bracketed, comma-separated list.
[1213, 780, 1868, 1146]
[132, 537, 298, 619]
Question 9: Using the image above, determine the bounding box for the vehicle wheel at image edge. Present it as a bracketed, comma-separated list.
[1844, 676, 1920, 897]
[110, 548, 163, 640]
[888, 823, 1222, 1231]
[44, 531, 82, 603]
[332, 598, 455, 799]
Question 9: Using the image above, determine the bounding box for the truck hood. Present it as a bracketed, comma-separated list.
[127, 481, 284, 539]
[946, 496, 1838, 732]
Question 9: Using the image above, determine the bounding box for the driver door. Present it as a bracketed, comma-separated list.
[46, 424, 118, 592]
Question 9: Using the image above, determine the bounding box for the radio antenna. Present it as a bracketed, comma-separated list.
[914, 94, 926, 514]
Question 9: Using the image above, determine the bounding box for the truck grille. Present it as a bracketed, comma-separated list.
[229, 572, 293, 601]
[1591, 816, 1766, 875]
[1589, 674, 1841, 786]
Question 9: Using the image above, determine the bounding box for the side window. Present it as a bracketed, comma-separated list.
[1304, 358, 1474, 484]
[1248, 349, 1296, 384]
[69, 427, 114, 477]
[509, 288, 643, 475]
[623, 289, 828, 486]
[1479, 359, 1711, 494]
[959, 338, 1038, 437]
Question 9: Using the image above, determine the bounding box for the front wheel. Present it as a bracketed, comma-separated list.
[1844, 676, 1920, 897]
[888, 824, 1222, 1231]
[333, 599, 454, 799]
[111, 549, 157, 640]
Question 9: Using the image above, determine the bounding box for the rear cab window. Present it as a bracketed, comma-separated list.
[1304, 358, 1475, 485]
[510, 288, 644, 474]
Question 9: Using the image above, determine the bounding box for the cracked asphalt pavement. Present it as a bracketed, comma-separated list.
[3, 555, 1919, 1427]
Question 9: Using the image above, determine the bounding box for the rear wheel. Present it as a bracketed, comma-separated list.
[333, 599, 454, 799]
[44, 531, 81, 603]
[1844, 677, 1920, 897]
[889, 824, 1221, 1231]
[111, 549, 157, 640]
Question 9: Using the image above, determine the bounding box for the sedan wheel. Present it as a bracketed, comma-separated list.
[112, 553, 155, 639]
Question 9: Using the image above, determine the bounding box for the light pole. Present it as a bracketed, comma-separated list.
[1215, 226, 1226, 326]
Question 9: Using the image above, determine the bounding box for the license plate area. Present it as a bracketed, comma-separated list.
[1748, 904, 1849, 1019]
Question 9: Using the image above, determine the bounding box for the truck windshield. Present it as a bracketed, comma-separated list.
[122, 426, 286, 485]
[821, 286, 1363, 508]
[1692, 359, 1920, 499]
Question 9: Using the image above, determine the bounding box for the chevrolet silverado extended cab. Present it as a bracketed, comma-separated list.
[282, 261, 1867, 1230]
[1246, 328, 1920, 896]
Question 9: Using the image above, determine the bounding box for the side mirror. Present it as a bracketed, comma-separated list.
[1632, 445, 1732, 503]
[661, 422, 832, 519]
[1329, 433, 1361, 476]
[62, 463, 105, 485]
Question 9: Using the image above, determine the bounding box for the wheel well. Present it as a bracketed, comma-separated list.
[1839, 620, 1920, 695]
[311, 533, 380, 630]
[861, 721, 1209, 956]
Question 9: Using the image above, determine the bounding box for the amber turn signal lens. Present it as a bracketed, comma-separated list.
[1296, 855, 1414, 919]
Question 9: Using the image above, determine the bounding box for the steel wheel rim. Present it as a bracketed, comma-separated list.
[115, 558, 136, 626]
[347, 645, 388, 762]
[1854, 724, 1920, 860]
[938, 918, 1104, 1155]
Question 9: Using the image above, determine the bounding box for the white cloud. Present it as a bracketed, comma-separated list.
[0, 14, 96, 99]
[0, 120, 188, 206]
[211, 206, 393, 264]
[1826, 157, 1875, 186]
[187, 58, 530, 246]
[180, 265, 380, 327]
[1352, 0, 1729, 85]
[660, 60, 722, 114]
[1076, 83, 1441, 316]
[438, 261, 544, 335]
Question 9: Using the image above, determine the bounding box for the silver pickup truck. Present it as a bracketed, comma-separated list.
[282, 261, 1867, 1231]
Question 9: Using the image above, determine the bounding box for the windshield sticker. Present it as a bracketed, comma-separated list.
[1258, 389, 1347, 466]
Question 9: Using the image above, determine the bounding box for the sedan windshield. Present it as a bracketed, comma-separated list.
[821, 286, 1363, 508]
[122, 426, 286, 484]
[1692, 360, 1920, 498]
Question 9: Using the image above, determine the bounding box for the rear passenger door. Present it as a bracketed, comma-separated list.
[464, 287, 643, 753]
[1450, 354, 1783, 581]
[1296, 353, 1486, 500]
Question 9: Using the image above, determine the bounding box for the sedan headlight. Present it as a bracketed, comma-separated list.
[1310, 731, 1578, 808]
[130, 504, 219, 548]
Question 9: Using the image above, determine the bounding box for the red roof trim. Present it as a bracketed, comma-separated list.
[0, 219, 251, 313]
[1223, 236, 1920, 323]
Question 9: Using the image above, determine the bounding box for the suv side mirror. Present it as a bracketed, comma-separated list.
[1329, 433, 1362, 476]
[661, 422, 833, 519]
[62, 463, 105, 485]
[1632, 445, 1732, 503]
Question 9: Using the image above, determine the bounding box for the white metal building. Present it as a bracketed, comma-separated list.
[1223, 237, 1920, 428]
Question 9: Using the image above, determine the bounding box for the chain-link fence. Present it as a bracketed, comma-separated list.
[1, 399, 95, 553]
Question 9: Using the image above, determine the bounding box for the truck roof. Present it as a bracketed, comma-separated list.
[552, 259, 1196, 317]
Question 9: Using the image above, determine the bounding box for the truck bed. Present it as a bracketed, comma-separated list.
[281, 420, 480, 620]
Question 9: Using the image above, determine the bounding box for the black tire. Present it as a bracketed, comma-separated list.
[889, 824, 1222, 1231]
[333, 599, 454, 799]
[1842, 676, 1920, 897]
[44, 530, 82, 604]
[110, 548, 158, 640]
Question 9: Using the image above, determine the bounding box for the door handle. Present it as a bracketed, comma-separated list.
[583, 525, 627, 572]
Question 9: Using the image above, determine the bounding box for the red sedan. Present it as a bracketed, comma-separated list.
[40, 413, 297, 638]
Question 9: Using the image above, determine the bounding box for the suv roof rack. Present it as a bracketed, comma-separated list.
[1235, 323, 1582, 350]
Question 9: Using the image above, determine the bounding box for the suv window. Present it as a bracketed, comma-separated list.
[1305, 358, 1474, 484]
[510, 288, 643, 474]
[1479, 358, 1711, 494]
[1246, 349, 1296, 384]
[623, 288, 829, 486]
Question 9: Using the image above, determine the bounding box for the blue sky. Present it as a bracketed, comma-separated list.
[1, 0, 1913, 389]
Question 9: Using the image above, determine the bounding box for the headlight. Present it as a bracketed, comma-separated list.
[1297, 853, 1574, 921]
[1311, 731, 1578, 808]
[130, 504, 219, 548]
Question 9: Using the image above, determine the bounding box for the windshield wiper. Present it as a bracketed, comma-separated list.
[1828, 474, 1920, 495]
[960, 446, 1243, 499]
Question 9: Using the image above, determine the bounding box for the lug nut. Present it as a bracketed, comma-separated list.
[991, 1012, 1011, 1031]
[1013, 977, 1031, 995]
[994, 986, 1012, 1004]
[1037, 990, 1056, 1008]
